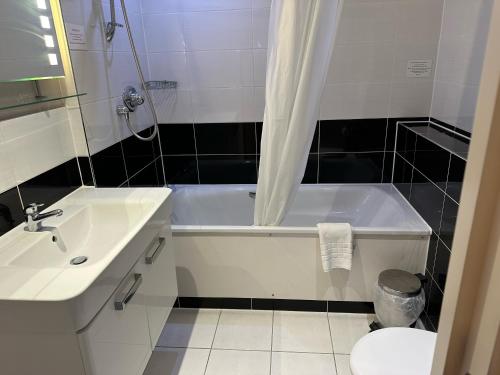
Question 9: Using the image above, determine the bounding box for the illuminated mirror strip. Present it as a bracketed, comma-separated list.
[40, 15, 51, 29]
[48, 53, 58, 66]
[37, 0, 47, 10]
[44, 34, 55, 48]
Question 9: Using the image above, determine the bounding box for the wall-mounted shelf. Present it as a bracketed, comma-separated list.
[0, 92, 86, 111]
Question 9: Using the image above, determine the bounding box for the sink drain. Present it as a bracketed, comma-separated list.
[70, 256, 88, 265]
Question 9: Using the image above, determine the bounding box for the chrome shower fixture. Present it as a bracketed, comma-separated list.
[122, 86, 145, 112]
[105, 0, 122, 42]
[144, 80, 178, 90]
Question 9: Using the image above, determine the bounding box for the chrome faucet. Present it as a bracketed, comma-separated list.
[24, 203, 63, 232]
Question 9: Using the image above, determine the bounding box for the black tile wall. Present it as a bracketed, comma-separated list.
[90, 142, 129, 187]
[128, 159, 161, 187]
[439, 195, 459, 250]
[159, 119, 407, 184]
[198, 155, 258, 184]
[163, 156, 199, 184]
[318, 152, 384, 183]
[393, 154, 413, 200]
[160, 124, 196, 155]
[414, 136, 450, 191]
[77, 156, 94, 186]
[319, 119, 387, 152]
[195, 123, 257, 154]
[121, 128, 158, 178]
[446, 155, 466, 203]
[89, 126, 165, 187]
[0, 188, 24, 236]
[392, 120, 470, 332]
[18, 158, 82, 208]
[0, 157, 84, 236]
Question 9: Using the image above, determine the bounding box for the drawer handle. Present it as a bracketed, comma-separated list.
[145, 237, 165, 265]
[114, 273, 143, 311]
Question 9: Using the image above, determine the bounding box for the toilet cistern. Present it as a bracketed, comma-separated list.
[24, 203, 63, 232]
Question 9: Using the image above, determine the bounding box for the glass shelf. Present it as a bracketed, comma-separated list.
[0, 93, 87, 111]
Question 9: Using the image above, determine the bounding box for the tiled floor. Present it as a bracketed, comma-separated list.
[144, 309, 374, 375]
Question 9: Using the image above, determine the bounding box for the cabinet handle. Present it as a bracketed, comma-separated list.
[145, 237, 165, 265]
[114, 273, 143, 311]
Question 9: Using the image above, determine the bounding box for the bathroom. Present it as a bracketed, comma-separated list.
[0, 0, 499, 374]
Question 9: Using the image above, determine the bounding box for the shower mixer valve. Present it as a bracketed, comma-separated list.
[121, 86, 145, 112]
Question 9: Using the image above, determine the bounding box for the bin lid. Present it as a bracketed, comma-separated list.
[378, 269, 421, 297]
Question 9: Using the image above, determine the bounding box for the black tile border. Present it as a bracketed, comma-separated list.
[0, 187, 24, 237]
[178, 297, 251, 310]
[155, 118, 430, 185]
[392, 119, 468, 331]
[429, 117, 472, 139]
[0, 157, 85, 236]
[176, 297, 374, 313]
[401, 121, 470, 160]
[77, 156, 94, 186]
[18, 158, 82, 209]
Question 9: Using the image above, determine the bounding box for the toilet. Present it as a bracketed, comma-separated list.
[350, 327, 437, 375]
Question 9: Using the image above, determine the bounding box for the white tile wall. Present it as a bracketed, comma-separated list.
[61, 0, 153, 155]
[0, 108, 77, 193]
[430, 0, 494, 132]
[141, 0, 445, 123]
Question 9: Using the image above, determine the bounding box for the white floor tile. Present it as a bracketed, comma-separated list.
[143, 348, 210, 375]
[156, 308, 220, 349]
[328, 313, 373, 354]
[213, 309, 273, 350]
[271, 352, 337, 375]
[334, 354, 352, 375]
[205, 349, 271, 375]
[273, 311, 333, 353]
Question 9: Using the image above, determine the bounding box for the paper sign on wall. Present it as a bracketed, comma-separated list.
[406, 60, 433, 78]
[66, 23, 87, 49]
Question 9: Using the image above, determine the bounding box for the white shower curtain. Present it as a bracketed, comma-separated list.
[254, 0, 342, 226]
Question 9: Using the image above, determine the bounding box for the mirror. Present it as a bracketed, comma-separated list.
[0, 0, 64, 82]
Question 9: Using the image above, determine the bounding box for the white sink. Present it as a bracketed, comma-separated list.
[0, 187, 171, 328]
[8, 202, 153, 269]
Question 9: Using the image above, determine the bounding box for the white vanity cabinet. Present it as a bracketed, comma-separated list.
[78, 224, 178, 375]
[139, 227, 178, 348]
[77, 264, 151, 375]
[0, 188, 177, 375]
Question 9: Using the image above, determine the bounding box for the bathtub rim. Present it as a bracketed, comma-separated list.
[170, 183, 432, 236]
[172, 225, 431, 236]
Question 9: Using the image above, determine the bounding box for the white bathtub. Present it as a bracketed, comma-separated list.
[172, 184, 431, 302]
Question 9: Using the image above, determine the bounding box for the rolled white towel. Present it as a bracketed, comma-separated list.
[317, 223, 353, 271]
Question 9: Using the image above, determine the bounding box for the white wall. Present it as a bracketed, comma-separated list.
[60, 0, 153, 155]
[0, 108, 77, 194]
[431, 0, 494, 133]
[141, 0, 444, 123]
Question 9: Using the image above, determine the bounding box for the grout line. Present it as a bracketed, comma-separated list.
[15, 186, 24, 210]
[428, 120, 471, 141]
[203, 309, 222, 375]
[380, 118, 389, 183]
[155, 134, 167, 186]
[118, 140, 130, 182]
[326, 309, 337, 372]
[192, 123, 201, 184]
[391, 123, 400, 183]
[206, 348, 272, 353]
[269, 310, 274, 374]
[271, 350, 336, 355]
[125, 156, 161, 182]
[401, 122, 468, 161]
[429, 153, 451, 277]
[396, 151, 459, 205]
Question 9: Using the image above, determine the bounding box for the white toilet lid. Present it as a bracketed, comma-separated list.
[350, 327, 437, 375]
